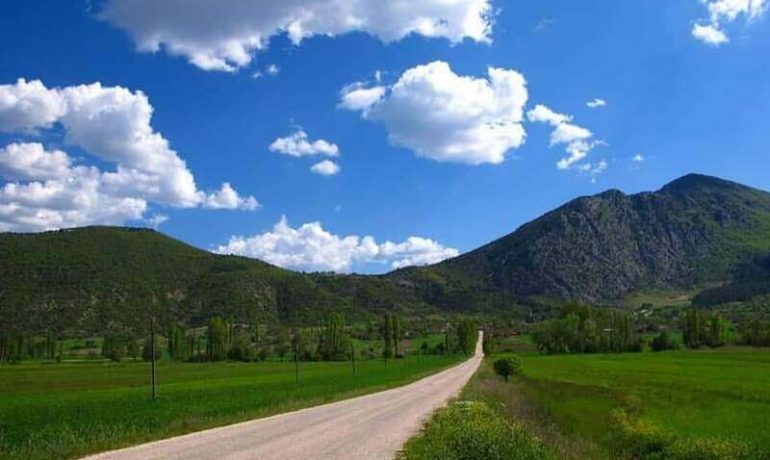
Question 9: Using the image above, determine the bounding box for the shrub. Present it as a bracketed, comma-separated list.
[611, 406, 759, 460]
[493, 355, 522, 381]
[400, 401, 553, 460]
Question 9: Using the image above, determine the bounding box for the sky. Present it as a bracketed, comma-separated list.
[1, 0, 769, 273]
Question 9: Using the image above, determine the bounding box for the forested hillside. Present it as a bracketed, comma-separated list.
[2, 174, 770, 336]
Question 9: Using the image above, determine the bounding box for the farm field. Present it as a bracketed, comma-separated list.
[461, 348, 770, 459]
[0, 353, 462, 460]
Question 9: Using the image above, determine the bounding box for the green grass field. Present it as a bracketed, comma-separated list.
[462, 348, 770, 459]
[0, 354, 462, 460]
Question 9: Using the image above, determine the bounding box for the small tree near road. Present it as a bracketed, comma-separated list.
[493, 356, 522, 381]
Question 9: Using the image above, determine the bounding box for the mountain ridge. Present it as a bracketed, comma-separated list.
[2, 173, 769, 334]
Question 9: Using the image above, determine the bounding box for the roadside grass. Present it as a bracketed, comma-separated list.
[0, 354, 462, 460]
[461, 348, 770, 459]
[399, 401, 555, 460]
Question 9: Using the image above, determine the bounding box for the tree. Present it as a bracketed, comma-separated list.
[141, 334, 161, 362]
[493, 356, 522, 381]
[292, 328, 308, 384]
[275, 328, 291, 362]
[127, 335, 140, 360]
[392, 314, 402, 357]
[207, 316, 228, 361]
[382, 313, 393, 360]
[456, 319, 476, 356]
[651, 330, 676, 352]
[319, 313, 346, 361]
[167, 322, 187, 361]
[683, 308, 704, 349]
[103, 329, 126, 363]
[227, 332, 254, 361]
[482, 333, 495, 355]
[707, 314, 731, 347]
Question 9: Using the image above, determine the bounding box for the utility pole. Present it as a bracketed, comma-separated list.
[150, 317, 157, 400]
[294, 348, 300, 384]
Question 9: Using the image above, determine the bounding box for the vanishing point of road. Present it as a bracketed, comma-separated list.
[84, 332, 484, 460]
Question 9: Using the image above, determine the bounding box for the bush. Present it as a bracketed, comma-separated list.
[400, 401, 553, 460]
[611, 407, 759, 460]
[651, 330, 677, 352]
[493, 356, 522, 381]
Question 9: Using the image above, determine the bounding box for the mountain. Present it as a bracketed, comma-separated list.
[2, 173, 769, 335]
[395, 174, 770, 304]
[0, 227, 432, 335]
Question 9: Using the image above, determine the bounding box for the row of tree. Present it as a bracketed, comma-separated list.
[532, 305, 638, 354]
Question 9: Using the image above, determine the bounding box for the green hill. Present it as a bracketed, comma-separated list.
[2, 174, 770, 335]
[0, 227, 433, 335]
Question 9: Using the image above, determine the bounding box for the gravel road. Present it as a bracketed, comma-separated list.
[84, 332, 483, 460]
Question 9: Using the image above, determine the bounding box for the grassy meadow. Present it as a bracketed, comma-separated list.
[0, 353, 462, 460]
[461, 348, 770, 459]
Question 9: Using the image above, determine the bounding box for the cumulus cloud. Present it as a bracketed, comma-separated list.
[99, 0, 493, 71]
[0, 79, 68, 133]
[215, 216, 459, 272]
[340, 61, 528, 165]
[633, 154, 645, 163]
[0, 143, 72, 181]
[310, 159, 340, 176]
[692, 23, 730, 45]
[526, 104, 602, 171]
[204, 183, 259, 210]
[0, 79, 257, 231]
[269, 130, 339, 157]
[339, 83, 386, 111]
[692, 0, 767, 45]
[586, 98, 607, 108]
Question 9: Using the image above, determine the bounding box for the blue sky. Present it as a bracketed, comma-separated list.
[1, 0, 769, 273]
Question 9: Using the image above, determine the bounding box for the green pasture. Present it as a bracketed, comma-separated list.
[0, 353, 462, 460]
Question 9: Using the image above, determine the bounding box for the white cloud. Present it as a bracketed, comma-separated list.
[310, 159, 340, 176]
[586, 98, 607, 108]
[0, 164, 148, 232]
[339, 83, 386, 111]
[0, 79, 68, 133]
[341, 61, 528, 165]
[576, 159, 608, 183]
[215, 216, 459, 272]
[99, 0, 493, 72]
[266, 64, 280, 75]
[269, 130, 340, 157]
[692, 23, 730, 45]
[692, 0, 766, 45]
[633, 154, 645, 163]
[526, 104, 602, 171]
[0, 79, 257, 232]
[0, 143, 72, 181]
[204, 183, 260, 210]
[146, 213, 169, 229]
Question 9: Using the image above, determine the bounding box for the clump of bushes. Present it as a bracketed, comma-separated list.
[399, 401, 553, 460]
[493, 355, 523, 381]
[611, 402, 760, 459]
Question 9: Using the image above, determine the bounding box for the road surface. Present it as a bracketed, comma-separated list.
[84, 332, 483, 460]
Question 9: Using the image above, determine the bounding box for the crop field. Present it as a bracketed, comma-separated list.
[0, 354, 462, 460]
[462, 348, 770, 458]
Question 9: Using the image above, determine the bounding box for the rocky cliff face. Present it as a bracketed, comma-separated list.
[425, 174, 770, 302]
